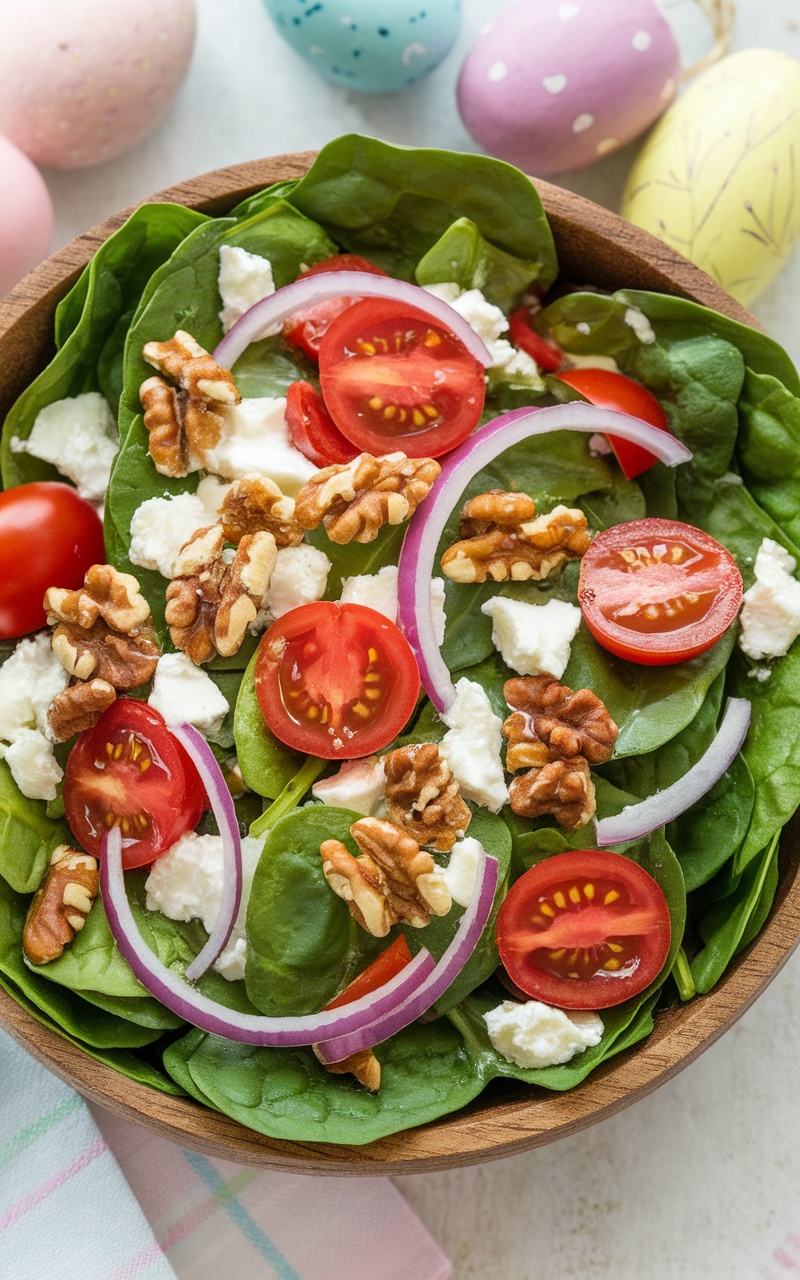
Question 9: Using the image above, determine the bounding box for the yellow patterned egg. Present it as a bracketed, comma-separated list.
[621, 49, 800, 305]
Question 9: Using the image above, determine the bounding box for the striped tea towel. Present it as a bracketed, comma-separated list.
[0, 1030, 176, 1279]
[92, 1105, 453, 1280]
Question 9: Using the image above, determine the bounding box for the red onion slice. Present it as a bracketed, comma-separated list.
[315, 848, 499, 1063]
[212, 270, 492, 370]
[595, 697, 752, 846]
[100, 824, 437, 1046]
[169, 723, 242, 983]
[396, 402, 693, 713]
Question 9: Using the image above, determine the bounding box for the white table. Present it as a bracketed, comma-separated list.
[41, 2, 800, 1275]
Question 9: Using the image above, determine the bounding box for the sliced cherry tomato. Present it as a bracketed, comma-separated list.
[283, 253, 389, 361]
[325, 936, 413, 1010]
[63, 700, 207, 867]
[318, 297, 485, 458]
[555, 367, 671, 480]
[254, 601, 420, 759]
[508, 307, 565, 373]
[0, 482, 105, 639]
[496, 850, 671, 1010]
[578, 517, 743, 665]
[285, 380, 360, 466]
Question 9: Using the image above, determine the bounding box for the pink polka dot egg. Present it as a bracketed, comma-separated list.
[457, 0, 681, 176]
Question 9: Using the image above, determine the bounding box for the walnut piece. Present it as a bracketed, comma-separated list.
[508, 756, 596, 829]
[45, 564, 151, 634]
[220, 475, 303, 547]
[50, 620, 160, 690]
[441, 492, 590, 584]
[294, 452, 441, 544]
[165, 525, 276, 663]
[321, 817, 452, 937]
[503, 674, 618, 766]
[23, 845, 99, 965]
[140, 330, 240, 478]
[383, 743, 471, 852]
[313, 1045, 381, 1092]
[47, 679, 117, 742]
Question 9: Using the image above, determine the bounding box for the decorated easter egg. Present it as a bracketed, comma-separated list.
[622, 49, 800, 305]
[457, 0, 680, 176]
[0, 137, 53, 296]
[262, 0, 461, 93]
[0, 0, 195, 170]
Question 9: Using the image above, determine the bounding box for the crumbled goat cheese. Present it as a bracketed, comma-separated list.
[440, 677, 509, 813]
[264, 544, 331, 620]
[588, 432, 614, 456]
[0, 634, 69, 800]
[145, 832, 263, 982]
[200, 397, 316, 494]
[424, 282, 535, 375]
[484, 999, 604, 1069]
[442, 836, 483, 907]
[624, 307, 656, 344]
[312, 756, 387, 815]
[128, 476, 230, 578]
[576, 322, 591, 336]
[218, 245, 275, 334]
[739, 537, 800, 661]
[148, 653, 230, 739]
[10, 392, 117, 504]
[480, 596, 582, 680]
[339, 565, 447, 646]
[488, 339, 541, 382]
[747, 666, 772, 683]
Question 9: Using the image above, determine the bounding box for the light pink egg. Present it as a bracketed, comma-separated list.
[457, 0, 681, 176]
[0, 0, 195, 170]
[0, 136, 53, 296]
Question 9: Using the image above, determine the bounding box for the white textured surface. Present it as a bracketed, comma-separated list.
[28, 1, 800, 1275]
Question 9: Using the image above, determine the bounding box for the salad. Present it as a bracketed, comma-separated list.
[1, 134, 800, 1147]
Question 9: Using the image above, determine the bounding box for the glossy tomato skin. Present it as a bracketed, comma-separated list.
[555, 368, 670, 480]
[283, 254, 389, 361]
[254, 601, 420, 759]
[578, 517, 743, 665]
[496, 850, 671, 1010]
[285, 380, 359, 466]
[325, 936, 412, 1009]
[318, 297, 485, 458]
[0, 482, 105, 638]
[63, 700, 207, 868]
[508, 307, 565, 373]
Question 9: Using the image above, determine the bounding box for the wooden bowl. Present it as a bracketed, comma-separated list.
[1, 152, 798, 1177]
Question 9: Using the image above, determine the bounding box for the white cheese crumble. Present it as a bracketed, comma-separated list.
[311, 756, 387, 815]
[624, 306, 656, 345]
[588, 433, 614, 456]
[440, 677, 508, 813]
[10, 392, 117, 504]
[0, 633, 69, 800]
[484, 999, 604, 1069]
[218, 245, 275, 334]
[145, 832, 263, 982]
[480, 596, 582, 679]
[200, 397, 316, 494]
[423, 282, 537, 377]
[148, 653, 230, 739]
[739, 537, 800, 661]
[339, 565, 447, 646]
[264, 544, 331, 620]
[128, 476, 230, 578]
[442, 836, 483, 907]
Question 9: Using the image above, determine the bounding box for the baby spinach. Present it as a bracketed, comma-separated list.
[690, 832, 780, 993]
[0, 761, 71, 894]
[414, 216, 542, 312]
[234, 649, 304, 799]
[737, 368, 800, 547]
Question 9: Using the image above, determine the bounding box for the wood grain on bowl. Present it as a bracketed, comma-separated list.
[0, 154, 797, 1176]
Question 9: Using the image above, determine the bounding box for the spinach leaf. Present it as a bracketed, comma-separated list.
[161, 1028, 221, 1109]
[737, 368, 800, 546]
[29, 892, 151, 998]
[289, 134, 558, 288]
[0, 761, 71, 894]
[234, 649, 304, 799]
[414, 217, 542, 311]
[690, 832, 780, 993]
[669, 755, 755, 893]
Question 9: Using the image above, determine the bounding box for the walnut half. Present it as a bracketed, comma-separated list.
[295, 452, 441, 544]
[441, 491, 590, 584]
[504, 674, 618, 766]
[23, 846, 99, 965]
[383, 743, 471, 852]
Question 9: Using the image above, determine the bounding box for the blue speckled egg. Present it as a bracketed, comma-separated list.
[262, 0, 461, 93]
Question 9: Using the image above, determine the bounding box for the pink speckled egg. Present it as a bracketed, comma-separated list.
[0, 136, 53, 296]
[457, 0, 681, 176]
[0, 0, 196, 170]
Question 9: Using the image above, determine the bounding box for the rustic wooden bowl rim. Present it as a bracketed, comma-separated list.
[0, 151, 798, 1177]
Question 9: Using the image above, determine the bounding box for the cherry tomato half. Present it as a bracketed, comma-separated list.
[555, 367, 671, 480]
[496, 850, 671, 1010]
[508, 307, 565, 373]
[63, 700, 207, 867]
[285, 380, 359, 466]
[0, 482, 105, 639]
[318, 297, 486, 458]
[578, 517, 743, 665]
[283, 254, 389, 361]
[254, 601, 420, 759]
[325, 936, 413, 1009]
